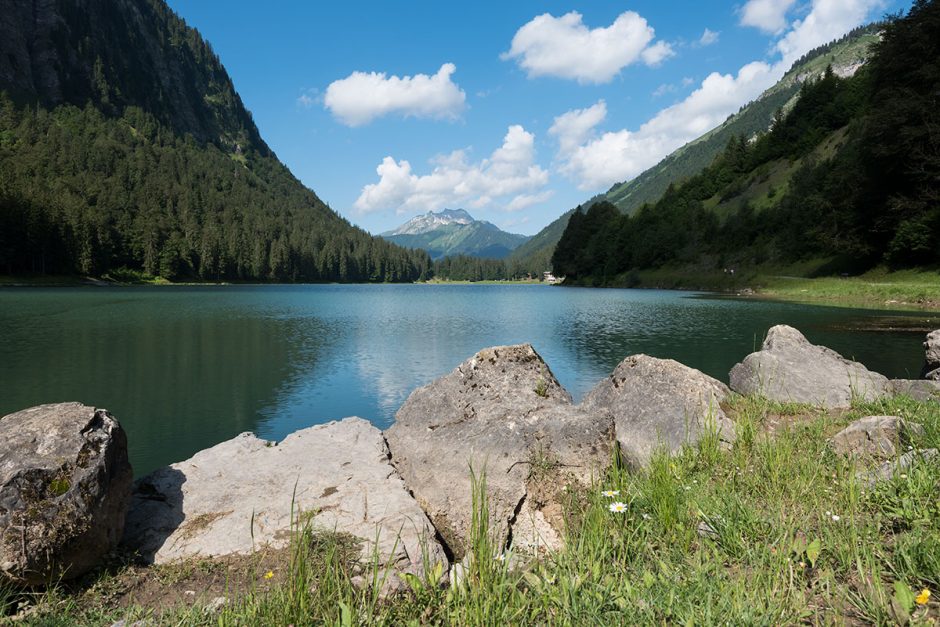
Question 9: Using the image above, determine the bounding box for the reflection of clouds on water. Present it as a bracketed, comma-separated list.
[1, 285, 927, 479]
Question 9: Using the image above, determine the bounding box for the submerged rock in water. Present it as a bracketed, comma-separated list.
[729, 325, 890, 408]
[582, 354, 735, 469]
[0, 403, 132, 586]
[122, 417, 445, 594]
[385, 344, 612, 559]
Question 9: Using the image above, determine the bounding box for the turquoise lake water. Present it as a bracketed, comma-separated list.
[0, 284, 934, 475]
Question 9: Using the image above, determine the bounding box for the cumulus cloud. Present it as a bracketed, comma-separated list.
[548, 101, 608, 156]
[552, 0, 886, 191]
[323, 63, 466, 126]
[502, 11, 672, 83]
[354, 125, 550, 214]
[698, 28, 720, 46]
[554, 62, 776, 190]
[775, 0, 885, 67]
[739, 0, 798, 33]
[505, 190, 555, 212]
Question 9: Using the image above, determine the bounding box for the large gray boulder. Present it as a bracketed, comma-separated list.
[0, 403, 132, 585]
[923, 330, 940, 380]
[729, 325, 890, 408]
[385, 345, 612, 559]
[582, 355, 735, 469]
[829, 416, 924, 459]
[123, 418, 445, 593]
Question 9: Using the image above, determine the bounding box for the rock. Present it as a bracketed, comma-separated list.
[582, 355, 735, 469]
[122, 417, 445, 595]
[0, 403, 132, 586]
[889, 379, 940, 402]
[829, 416, 925, 459]
[385, 344, 612, 559]
[922, 330, 940, 380]
[858, 449, 938, 488]
[729, 325, 890, 408]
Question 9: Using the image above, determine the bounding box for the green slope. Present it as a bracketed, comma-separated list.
[0, 0, 430, 282]
[550, 1, 940, 285]
[382, 221, 529, 260]
[509, 24, 882, 274]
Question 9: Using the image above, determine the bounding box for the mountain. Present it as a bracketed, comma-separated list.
[551, 1, 940, 285]
[508, 24, 882, 276]
[0, 0, 430, 282]
[380, 209, 530, 260]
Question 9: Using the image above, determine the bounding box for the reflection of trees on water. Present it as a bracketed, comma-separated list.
[0, 295, 336, 476]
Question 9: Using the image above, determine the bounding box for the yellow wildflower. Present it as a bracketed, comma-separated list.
[264, 570, 274, 580]
[916, 588, 931, 605]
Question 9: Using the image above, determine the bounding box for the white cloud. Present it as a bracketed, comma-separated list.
[501, 11, 672, 84]
[548, 101, 608, 156]
[505, 190, 555, 212]
[354, 125, 550, 214]
[775, 0, 885, 67]
[554, 62, 776, 190]
[641, 40, 675, 66]
[739, 0, 798, 33]
[323, 63, 466, 126]
[698, 28, 720, 46]
[552, 0, 886, 191]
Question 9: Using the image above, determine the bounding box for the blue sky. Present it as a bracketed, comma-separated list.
[165, 0, 907, 236]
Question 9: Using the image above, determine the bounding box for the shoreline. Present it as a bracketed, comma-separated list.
[3, 271, 939, 314]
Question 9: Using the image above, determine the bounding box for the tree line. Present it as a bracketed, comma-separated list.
[552, 0, 939, 284]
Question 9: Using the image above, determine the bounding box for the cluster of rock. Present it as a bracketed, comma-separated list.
[0, 325, 937, 591]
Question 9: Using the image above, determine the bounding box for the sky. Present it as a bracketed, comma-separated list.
[164, 0, 908, 236]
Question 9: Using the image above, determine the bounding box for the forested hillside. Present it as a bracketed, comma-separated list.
[509, 25, 882, 277]
[0, 0, 430, 282]
[552, 0, 939, 286]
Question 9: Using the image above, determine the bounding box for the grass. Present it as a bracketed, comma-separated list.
[4, 394, 940, 625]
[756, 268, 940, 310]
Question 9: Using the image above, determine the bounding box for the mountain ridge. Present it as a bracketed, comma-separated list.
[508, 23, 883, 276]
[380, 209, 530, 260]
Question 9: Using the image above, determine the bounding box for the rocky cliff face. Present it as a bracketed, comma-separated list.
[0, 0, 268, 154]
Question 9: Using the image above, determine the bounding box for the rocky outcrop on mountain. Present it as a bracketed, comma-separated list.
[582, 355, 735, 469]
[729, 325, 890, 408]
[0, 403, 132, 586]
[385, 344, 612, 558]
[122, 417, 445, 594]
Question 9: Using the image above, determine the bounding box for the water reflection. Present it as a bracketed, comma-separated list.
[0, 285, 930, 476]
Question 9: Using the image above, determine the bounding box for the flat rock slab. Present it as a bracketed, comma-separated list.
[582, 354, 735, 469]
[385, 344, 612, 559]
[123, 418, 445, 591]
[729, 325, 889, 408]
[0, 403, 132, 585]
[829, 416, 924, 459]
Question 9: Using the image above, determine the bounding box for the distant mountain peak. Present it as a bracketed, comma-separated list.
[379, 209, 530, 260]
[383, 209, 475, 236]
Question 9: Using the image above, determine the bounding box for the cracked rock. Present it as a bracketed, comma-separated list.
[385, 344, 612, 559]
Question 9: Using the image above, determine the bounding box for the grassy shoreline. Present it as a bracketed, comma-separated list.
[6, 393, 939, 625]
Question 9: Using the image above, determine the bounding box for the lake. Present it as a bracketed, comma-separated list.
[0, 284, 934, 476]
